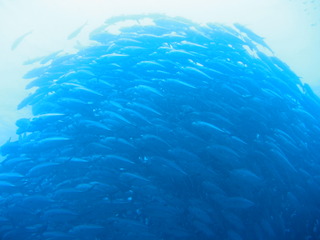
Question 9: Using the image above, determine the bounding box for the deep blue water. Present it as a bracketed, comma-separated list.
[1, 14, 320, 240]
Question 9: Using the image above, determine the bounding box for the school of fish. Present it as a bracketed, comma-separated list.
[1, 14, 320, 240]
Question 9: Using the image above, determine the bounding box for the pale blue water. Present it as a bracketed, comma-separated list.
[0, 14, 320, 240]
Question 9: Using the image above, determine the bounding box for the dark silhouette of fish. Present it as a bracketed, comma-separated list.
[1, 14, 320, 240]
[234, 23, 273, 53]
[67, 21, 88, 40]
[11, 30, 33, 50]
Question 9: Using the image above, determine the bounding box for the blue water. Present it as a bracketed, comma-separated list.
[1, 14, 320, 240]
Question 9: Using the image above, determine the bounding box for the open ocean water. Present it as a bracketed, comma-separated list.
[0, 1, 320, 239]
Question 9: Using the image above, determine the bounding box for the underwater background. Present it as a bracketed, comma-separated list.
[0, 0, 320, 239]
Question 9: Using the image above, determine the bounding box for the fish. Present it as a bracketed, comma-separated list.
[104, 154, 135, 165]
[234, 23, 273, 53]
[135, 60, 165, 70]
[27, 162, 60, 177]
[79, 119, 111, 132]
[1, 14, 320, 240]
[11, 30, 33, 50]
[43, 208, 78, 222]
[70, 224, 105, 237]
[39, 50, 64, 64]
[127, 101, 162, 116]
[133, 84, 164, 96]
[229, 168, 262, 186]
[42, 231, 73, 239]
[192, 121, 229, 135]
[0, 180, 15, 189]
[224, 197, 255, 209]
[67, 21, 88, 40]
[0, 172, 24, 182]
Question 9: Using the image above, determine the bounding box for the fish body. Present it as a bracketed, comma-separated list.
[11, 30, 33, 50]
[1, 14, 320, 240]
[67, 21, 88, 40]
